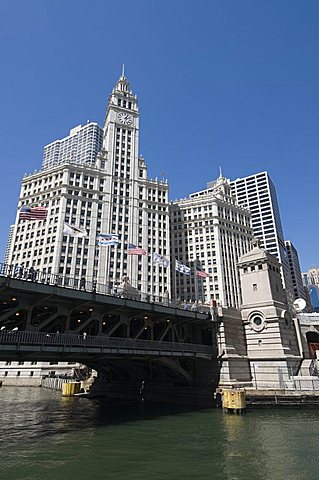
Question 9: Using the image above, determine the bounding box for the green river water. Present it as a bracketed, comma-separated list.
[0, 387, 318, 480]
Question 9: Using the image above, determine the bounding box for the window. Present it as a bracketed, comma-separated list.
[253, 284, 258, 291]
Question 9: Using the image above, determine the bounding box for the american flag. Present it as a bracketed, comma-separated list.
[127, 243, 147, 255]
[195, 266, 209, 278]
[19, 205, 48, 221]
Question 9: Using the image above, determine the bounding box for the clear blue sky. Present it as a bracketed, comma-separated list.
[0, 0, 318, 271]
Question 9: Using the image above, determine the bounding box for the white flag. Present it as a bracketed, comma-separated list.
[97, 233, 120, 246]
[153, 252, 169, 268]
[175, 260, 191, 275]
[63, 222, 88, 238]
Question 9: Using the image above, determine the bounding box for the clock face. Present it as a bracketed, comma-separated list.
[117, 112, 133, 125]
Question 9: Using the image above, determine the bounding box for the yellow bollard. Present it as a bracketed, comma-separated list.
[62, 382, 81, 397]
[223, 389, 246, 413]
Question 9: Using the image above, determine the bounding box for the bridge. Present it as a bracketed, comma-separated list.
[0, 264, 219, 405]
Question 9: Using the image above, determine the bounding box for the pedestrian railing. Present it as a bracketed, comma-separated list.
[0, 330, 213, 355]
[0, 262, 209, 313]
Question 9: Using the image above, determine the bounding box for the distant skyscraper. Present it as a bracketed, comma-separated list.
[4, 225, 14, 264]
[303, 267, 319, 288]
[42, 122, 103, 170]
[285, 240, 306, 301]
[170, 175, 253, 308]
[230, 171, 294, 304]
[6, 71, 171, 299]
[303, 267, 319, 312]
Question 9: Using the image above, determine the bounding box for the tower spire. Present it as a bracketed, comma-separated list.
[219, 166, 223, 178]
[121, 64, 125, 77]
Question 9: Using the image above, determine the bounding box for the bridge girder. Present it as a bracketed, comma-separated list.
[0, 277, 212, 347]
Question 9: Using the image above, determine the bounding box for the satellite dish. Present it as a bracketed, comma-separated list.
[293, 298, 306, 312]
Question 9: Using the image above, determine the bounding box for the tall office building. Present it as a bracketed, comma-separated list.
[6, 71, 171, 299]
[230, 171, 294, 304]
[4, 225, 14, 264]
[96, 71, 170, 296]
[42, 122, 103, 170]
[285, 240, 306, 301]
[170, 175, 252, 308]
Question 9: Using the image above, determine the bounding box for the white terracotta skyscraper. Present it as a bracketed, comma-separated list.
[170, 174, 253, 307]
[6, 71, 171, 299]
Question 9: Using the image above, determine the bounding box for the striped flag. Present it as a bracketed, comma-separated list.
[153, 252, 169, 267]
[97, 233, 120, 246]
[195, 266, 209, 278]
[127, 243, 147, 255]
[175, 260, 191, 275]
[19, 205, 48, 221]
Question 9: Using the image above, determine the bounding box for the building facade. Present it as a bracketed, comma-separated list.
[0, 360, 79, 386]
[170, 175, 252, 308]
[230, 171, 294, 305]
[42, 122, 103, 170]
[6, 71, 171, 300]
[285, 240, 306, 301]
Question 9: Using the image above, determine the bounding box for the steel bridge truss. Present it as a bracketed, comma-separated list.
[0, 276, 217, 403]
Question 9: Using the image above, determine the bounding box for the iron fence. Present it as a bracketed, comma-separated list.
[0, 262, 209, 313]
[0, 330, 213, 355]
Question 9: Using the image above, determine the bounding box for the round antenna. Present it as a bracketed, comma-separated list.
[293, 298, 306, 312]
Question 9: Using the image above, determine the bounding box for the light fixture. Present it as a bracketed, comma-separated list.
[77, 319, 81, 323]
[11, 297, 17, 302]
[15, 312, 20, 317]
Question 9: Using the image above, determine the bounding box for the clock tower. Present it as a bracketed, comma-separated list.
[96, 69, 171, 299]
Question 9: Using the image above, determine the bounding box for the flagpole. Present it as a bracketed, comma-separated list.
[201, 274, 205, 304]
[151, 252, 154, 302]
[194, 259, 198, 303]
[174, 257, 177, 302]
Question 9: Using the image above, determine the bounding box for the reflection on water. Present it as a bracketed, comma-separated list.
[0, 387, 319, 480]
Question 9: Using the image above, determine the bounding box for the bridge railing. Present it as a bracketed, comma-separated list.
[0, 330, 213, 355]
[0, 262, 210, 313]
